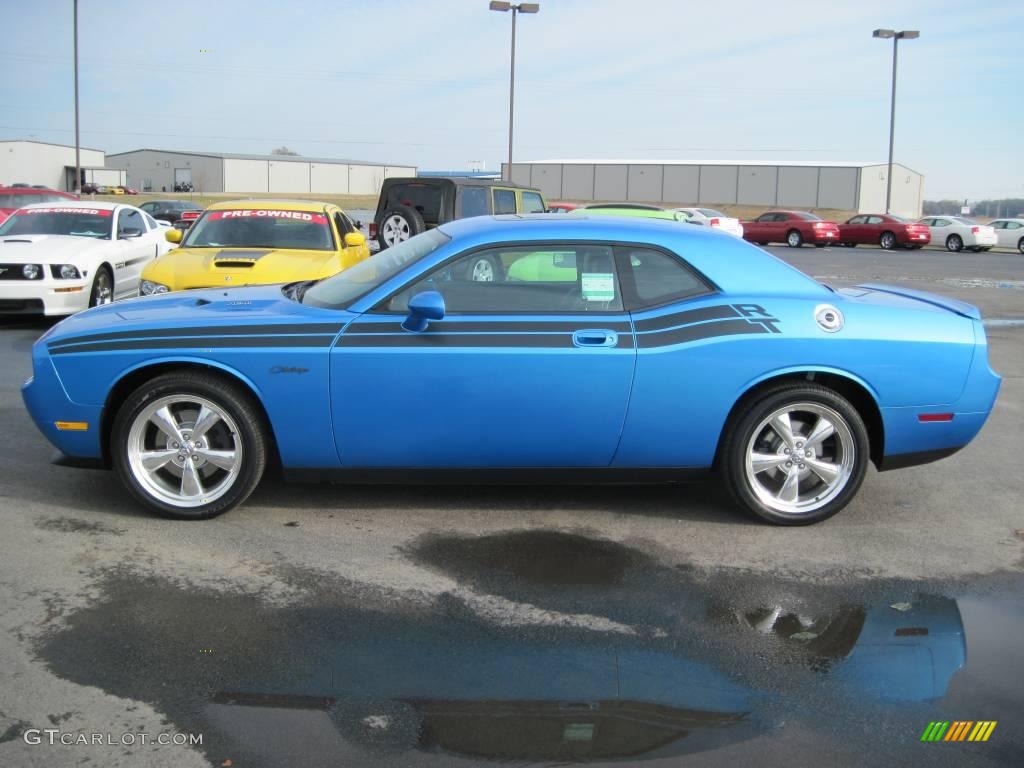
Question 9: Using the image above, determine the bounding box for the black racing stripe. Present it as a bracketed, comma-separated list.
[337, 332, 634, 349]
[633, 304, 739, 333]
[348, 319, 633, 334]
[636, 319, 769, 348]
[122, 255, 153, 267]
[49, 335, 334, 355]
[48, 323, 344, 349]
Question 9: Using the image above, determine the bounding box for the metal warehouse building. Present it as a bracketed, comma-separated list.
[0, 139, 124, 191]
[503, 160, 924, 218]
[106, 149, 417, 195]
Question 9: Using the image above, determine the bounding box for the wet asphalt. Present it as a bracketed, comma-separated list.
[0, 244, 1022, 767]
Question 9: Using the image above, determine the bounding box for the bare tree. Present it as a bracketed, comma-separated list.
[271, 146, 299, 156]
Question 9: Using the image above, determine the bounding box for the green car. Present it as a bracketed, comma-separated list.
[573, 204, 690, 223]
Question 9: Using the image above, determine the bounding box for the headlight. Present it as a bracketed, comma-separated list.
[140, 280, 170, 295]
[22, 264, 41, 280]
[50, 264, 82, 280]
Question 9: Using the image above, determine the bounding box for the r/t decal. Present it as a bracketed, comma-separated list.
[732, 303, 782, 334]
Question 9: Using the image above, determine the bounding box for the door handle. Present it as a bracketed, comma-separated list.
[573, 329, 618, 348]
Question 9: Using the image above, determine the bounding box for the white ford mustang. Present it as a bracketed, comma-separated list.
[0, 201, 175, 315]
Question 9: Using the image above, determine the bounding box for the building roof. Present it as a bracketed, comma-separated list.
[519, 159, 908, 169]
[106, 148, 411, 168]
[0, 138, 105, 153]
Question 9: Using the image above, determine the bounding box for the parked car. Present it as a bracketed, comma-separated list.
[370, 177, 547, 250]
[838, 214, 931, 250]
[175, 209, 203, 230]
[671, 208, 744, 238]
[119, 185, 139, 195]
[22, 215, 998, 524]
[917, 216, 997, 252]
[138, 199, 203, 225]
[0, 201, 175, 315]
[986, 218, 1024, 253]
[108, 186, 125, 195]
[139, 199, 369, 295]
[0, 186, 79, 224]
[80, 183, 101, 194]
[547, 202, 579, 213]
[742, 211, 840, 248]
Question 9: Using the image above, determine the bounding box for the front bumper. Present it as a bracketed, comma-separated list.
[0, 280, 91, 316]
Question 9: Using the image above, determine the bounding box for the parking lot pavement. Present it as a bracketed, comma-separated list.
[1, 247, 1023, 766]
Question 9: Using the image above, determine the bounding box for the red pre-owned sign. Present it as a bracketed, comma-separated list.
[18, 208, 112, 216]
[207, 210, 327, 224]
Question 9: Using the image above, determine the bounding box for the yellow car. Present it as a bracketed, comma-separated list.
[140, 200, 370, 294]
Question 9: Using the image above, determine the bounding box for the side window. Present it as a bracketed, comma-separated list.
[458, 187, 489, 218]
[143, 213, 158, 229]
[756, 213, 774, 223]
[1007, 222, 1022, 230]
[847, 215, 865, 225]
[520, 191, 546, 214]
[117, 209, 144, 237]
[492, 189, 517, 215]
[920, 218, 934, 226]
[386, 244, 622, 313]
[333, 211, 354, 237]
[866, 216, 884, 224]
[622, 247, 711, 309]
[140, 202, 156, 213]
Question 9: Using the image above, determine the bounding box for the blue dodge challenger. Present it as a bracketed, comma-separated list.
[22, 215, 1000, 524]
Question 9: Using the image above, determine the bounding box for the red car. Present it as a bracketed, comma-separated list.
[0, 186, 78, 224]
[742, 210, 840, 248]
[547, 202, 579, 213]
[838, 213, 930, 250]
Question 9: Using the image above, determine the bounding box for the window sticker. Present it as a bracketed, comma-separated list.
[582, 272, 615, 302]
[208, 210, 327, 224]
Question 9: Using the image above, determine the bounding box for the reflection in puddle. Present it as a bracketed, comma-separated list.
[35, 530, 1021, 766]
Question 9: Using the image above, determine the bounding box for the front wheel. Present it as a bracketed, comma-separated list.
[1018, 238, 1024, 254]
[112, 371, 267, 519]
[88, 266, 113, 308]
[786, 230, 803, 248]
[720, 384, 870, 525]
[946, 234, 963, 252]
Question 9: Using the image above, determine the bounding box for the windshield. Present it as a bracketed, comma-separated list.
[698, 208, 726, 218]
[0, 207, 112, 239]
[951, 216, 978, 225]
[182, 208, 335, 250]
[302, 228, 450, 309]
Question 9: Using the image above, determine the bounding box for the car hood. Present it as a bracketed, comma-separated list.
[39, 283, 354, 345]
[0, 234, 108, 263]
[143, 246, 341, 290]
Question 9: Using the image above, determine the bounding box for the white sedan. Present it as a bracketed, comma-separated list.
[987, 218, 1024, 253]
[0, 201, 175, 315]
[671, 207, 744, 238]
[917, 215, 997, 252]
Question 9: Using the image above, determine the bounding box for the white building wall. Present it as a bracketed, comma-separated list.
[858, 164, 922, 218]
[224, 159, 269, 193]
[310, 163, 349, 194]
[384, 166, 417, 180]
[349, 165, 386, 195]
[267, 160, 309, 193]
[0, 141, 104, 190]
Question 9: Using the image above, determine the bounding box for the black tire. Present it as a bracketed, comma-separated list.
[88, 265, 113, 308]
[879, 231, 897, 250]
[375, 204, 425, 250]
[1018, 238, 1024, 254]
[111, 371, 268, 520]
[465, 253, 503, 282]
[786, 229, 803, 248]
[719, 384, 870, 526]
[946, 234, 963, 252]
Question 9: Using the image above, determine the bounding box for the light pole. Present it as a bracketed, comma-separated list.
[489, 2, 539, 180]
[873, 28, 918, 214]
[73, 0, 81, 194]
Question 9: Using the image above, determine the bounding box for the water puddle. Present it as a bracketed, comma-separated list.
[33, 531, 1024, 766]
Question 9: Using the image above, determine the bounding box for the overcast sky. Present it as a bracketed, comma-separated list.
[2, 0, 1021, 199]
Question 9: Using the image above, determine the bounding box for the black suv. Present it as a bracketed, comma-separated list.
[371, 177, 547, 250]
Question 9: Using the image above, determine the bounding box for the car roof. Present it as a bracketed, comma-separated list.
[383, 176, 540, 190]
[206, 199, 331, 212]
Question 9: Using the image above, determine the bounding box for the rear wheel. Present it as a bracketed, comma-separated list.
[88, 266, 113, 307]
[112, 372, 267, 519]
[946, 234, 963, 252]
[376, 205, 425, 250]
[720, 384, 869, 525]
[786, 230, 803, 248]
[879, 231, 897, 250]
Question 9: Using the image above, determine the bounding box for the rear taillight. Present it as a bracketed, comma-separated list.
[709, 218, 720, 226]
[369, 222, 377, 238]
[971, 226, 980, 234]
[813, 222, 829, 229]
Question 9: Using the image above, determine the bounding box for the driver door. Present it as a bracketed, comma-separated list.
[330, 242, 636, 467]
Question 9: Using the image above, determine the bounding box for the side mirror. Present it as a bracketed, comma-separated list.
[165, 229, 182, 243]
[402, 290, 445, 332]
[344, 232, 366, 248]
[119, 227, 143, 239]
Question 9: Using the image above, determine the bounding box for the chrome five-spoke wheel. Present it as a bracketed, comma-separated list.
[744, 403, 855, 516]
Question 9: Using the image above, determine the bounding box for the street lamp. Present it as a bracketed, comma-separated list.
[490, 2, 540, 180]
[873, 28, 919, 214]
